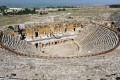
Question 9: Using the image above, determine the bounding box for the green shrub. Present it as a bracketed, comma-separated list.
[8, 26, 14, 30]
[58, 8, 66, 11]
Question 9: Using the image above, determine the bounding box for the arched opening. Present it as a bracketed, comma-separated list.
[111, 21, 115, 25]
[35, 32, 38, 37]
[81, 25, 83, 28]
[20, 34, 26, 40]
[35, 43, 38, 48]
[55, 42, 57, 45]
[74, 27, 76, 31]
[65, 28, 67, 32]
[42, 44, 44, 48]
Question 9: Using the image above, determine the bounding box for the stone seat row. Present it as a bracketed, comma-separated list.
[77, 25, 119, 56]
[1, 34, 39, 54]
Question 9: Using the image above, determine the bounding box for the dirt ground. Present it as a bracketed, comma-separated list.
[42, 42, 78, 57]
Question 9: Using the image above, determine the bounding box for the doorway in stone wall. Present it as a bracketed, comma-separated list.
[74, 27, 76, 31]
[65, 28, 67, 32]
[35, 32, 38, 37]
[35, 43, 38, 48]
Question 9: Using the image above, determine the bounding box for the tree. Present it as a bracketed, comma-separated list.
[63, 8, 66, 11]
[58, 8, 66, 11]
[109, 4, 120, 8]
[0, 6, 8, 15]
[32, 8, 36, 14]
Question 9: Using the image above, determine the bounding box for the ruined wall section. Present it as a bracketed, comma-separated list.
[24, 21, 81, 41]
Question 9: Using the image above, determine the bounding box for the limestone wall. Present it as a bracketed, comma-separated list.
[25, 21, 81, 37]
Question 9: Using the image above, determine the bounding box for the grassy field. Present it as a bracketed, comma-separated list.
[0, 15, 31, 27]
[0, 8, 120, 28]
[49, 8, 120, 17]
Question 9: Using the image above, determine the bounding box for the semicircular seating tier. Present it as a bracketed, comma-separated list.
[0, 32, 50, 56]
[0, 23, 119, 58]
[0, 33, 39, 54]
[76, 24, 119, 56]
